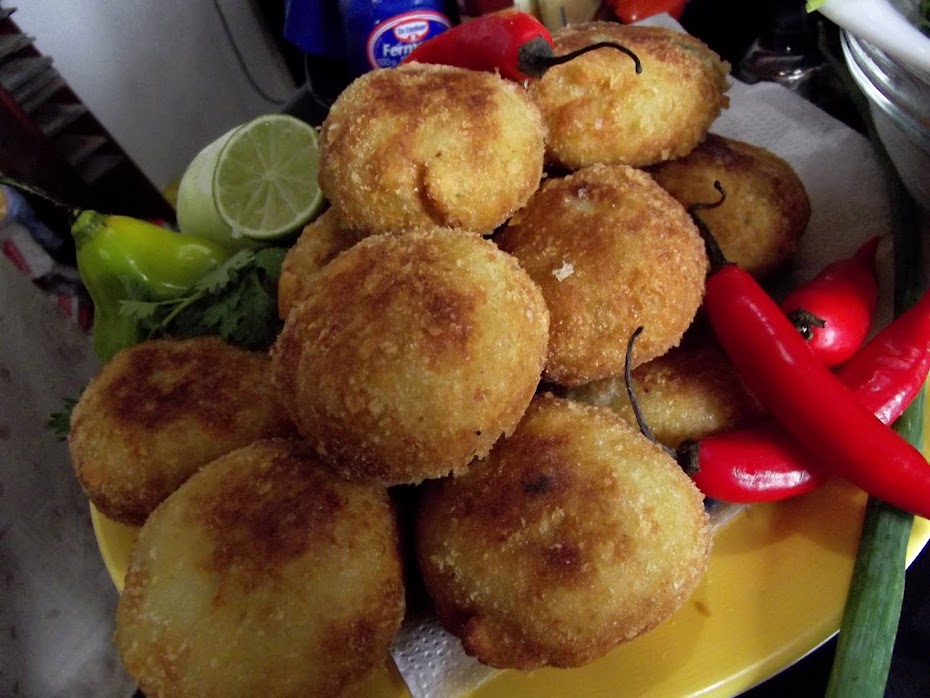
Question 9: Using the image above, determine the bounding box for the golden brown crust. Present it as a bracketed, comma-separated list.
[648, 133, 811, 278]
[495, 163, 707, 386]
[115, 438, 405, 698]
[318, 63, 546, 236]
[68, 336, 295, 526]
[278, 208, 364, 320]
[270, 229, 549, 485]
[416, 394, 711, 669]
[528, 22, 730, 170]
[565, 326, 765, 448]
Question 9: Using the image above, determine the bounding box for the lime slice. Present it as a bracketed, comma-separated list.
[214, 114, 323, 241]
[176, 114, 323, 247]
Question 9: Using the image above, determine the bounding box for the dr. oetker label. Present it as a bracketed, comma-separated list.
[339, 0, 452, 76]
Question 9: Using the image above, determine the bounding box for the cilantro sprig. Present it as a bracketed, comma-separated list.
[120, 247, 287, 350]
[45, 248, 286, 442]
[48, 397, 78, 441]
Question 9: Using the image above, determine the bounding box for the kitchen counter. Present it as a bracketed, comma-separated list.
[0, 255, 135, 698]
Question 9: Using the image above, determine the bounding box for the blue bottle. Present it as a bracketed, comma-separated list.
[338, 0, 453, 76]
[284, 0, 347, 59]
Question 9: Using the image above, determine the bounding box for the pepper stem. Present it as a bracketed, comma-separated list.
[0, 175, 80, 222]
[70, 210, 109, 248]
[624, 325, 676, 459]
[676, 439, 701, 476]
[786, 308, 827, 341]
[687, 180, 730, 272]
[518, 37, 642, 79]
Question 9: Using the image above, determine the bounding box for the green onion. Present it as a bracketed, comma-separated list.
[826, 487, 918, 696]
[825, 58, 928, 695]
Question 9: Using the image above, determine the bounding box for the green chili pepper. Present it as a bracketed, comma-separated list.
[72, 210, 233, 363]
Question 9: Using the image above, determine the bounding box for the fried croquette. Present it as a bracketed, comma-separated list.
[564, 328, 765, 448]
[115, 438, 405, 698]
[416, 394, 711, 670]
[68, 336, 294, 525]
[495, 163, 708, 387]
[318, 63, 546, 237]
[649, 133, 811, 278]
[278, 208, 363, 319]
[528, 22, 730, 170]
[271, 229, 549, 485]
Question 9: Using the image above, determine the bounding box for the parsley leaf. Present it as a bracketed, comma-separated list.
[253, 247, 287, 277]
[120, 299, 160, 319]
[120, 247, 288, 350]
[193, 249, 256, 294]
[48, 397, 78, 441]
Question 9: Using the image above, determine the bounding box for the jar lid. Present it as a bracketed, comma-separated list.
[841, 28, 930, 152]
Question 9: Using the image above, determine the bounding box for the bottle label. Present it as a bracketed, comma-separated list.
[365, 10, 451, 70]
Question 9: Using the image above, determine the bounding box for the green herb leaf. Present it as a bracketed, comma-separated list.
[47, 397, 78, 441]
[121, 246, 288, 350]
[119, 298, 163, 320]
[254, 246, 287, 277]
[229, 273, 279, 346]
[194, 249, 256, 294]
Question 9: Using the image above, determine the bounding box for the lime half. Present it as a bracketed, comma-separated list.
[177, 114, 323, 246]
[214, 114, 323, 242]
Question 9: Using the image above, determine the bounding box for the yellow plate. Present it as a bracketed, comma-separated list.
[91, 405, 930, 697]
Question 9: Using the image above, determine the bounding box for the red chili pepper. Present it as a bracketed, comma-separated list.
[781, 236, 880, 367]
[400, 10, 641, 82]
[684, 288, 930, 502]
[691, 196, 930, 518]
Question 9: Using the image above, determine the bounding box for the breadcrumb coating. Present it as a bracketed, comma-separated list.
[648, 133, 811, 278]
[278, 208, 363, 319]
[528, 22, 730, 170]
[69, 336, 295, 525]
[271, 229, 549, 485]
[416, 394, 711, 669]
[496, 163, 707, 387]
[115, 439, 405, 698]
[319, 63, 546, 236]
[565, 326, 765, 448]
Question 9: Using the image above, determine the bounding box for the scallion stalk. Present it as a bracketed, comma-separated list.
[825, 75, 928, 695]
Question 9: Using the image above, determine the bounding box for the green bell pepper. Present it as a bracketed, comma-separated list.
[72, 210, 233, 363]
